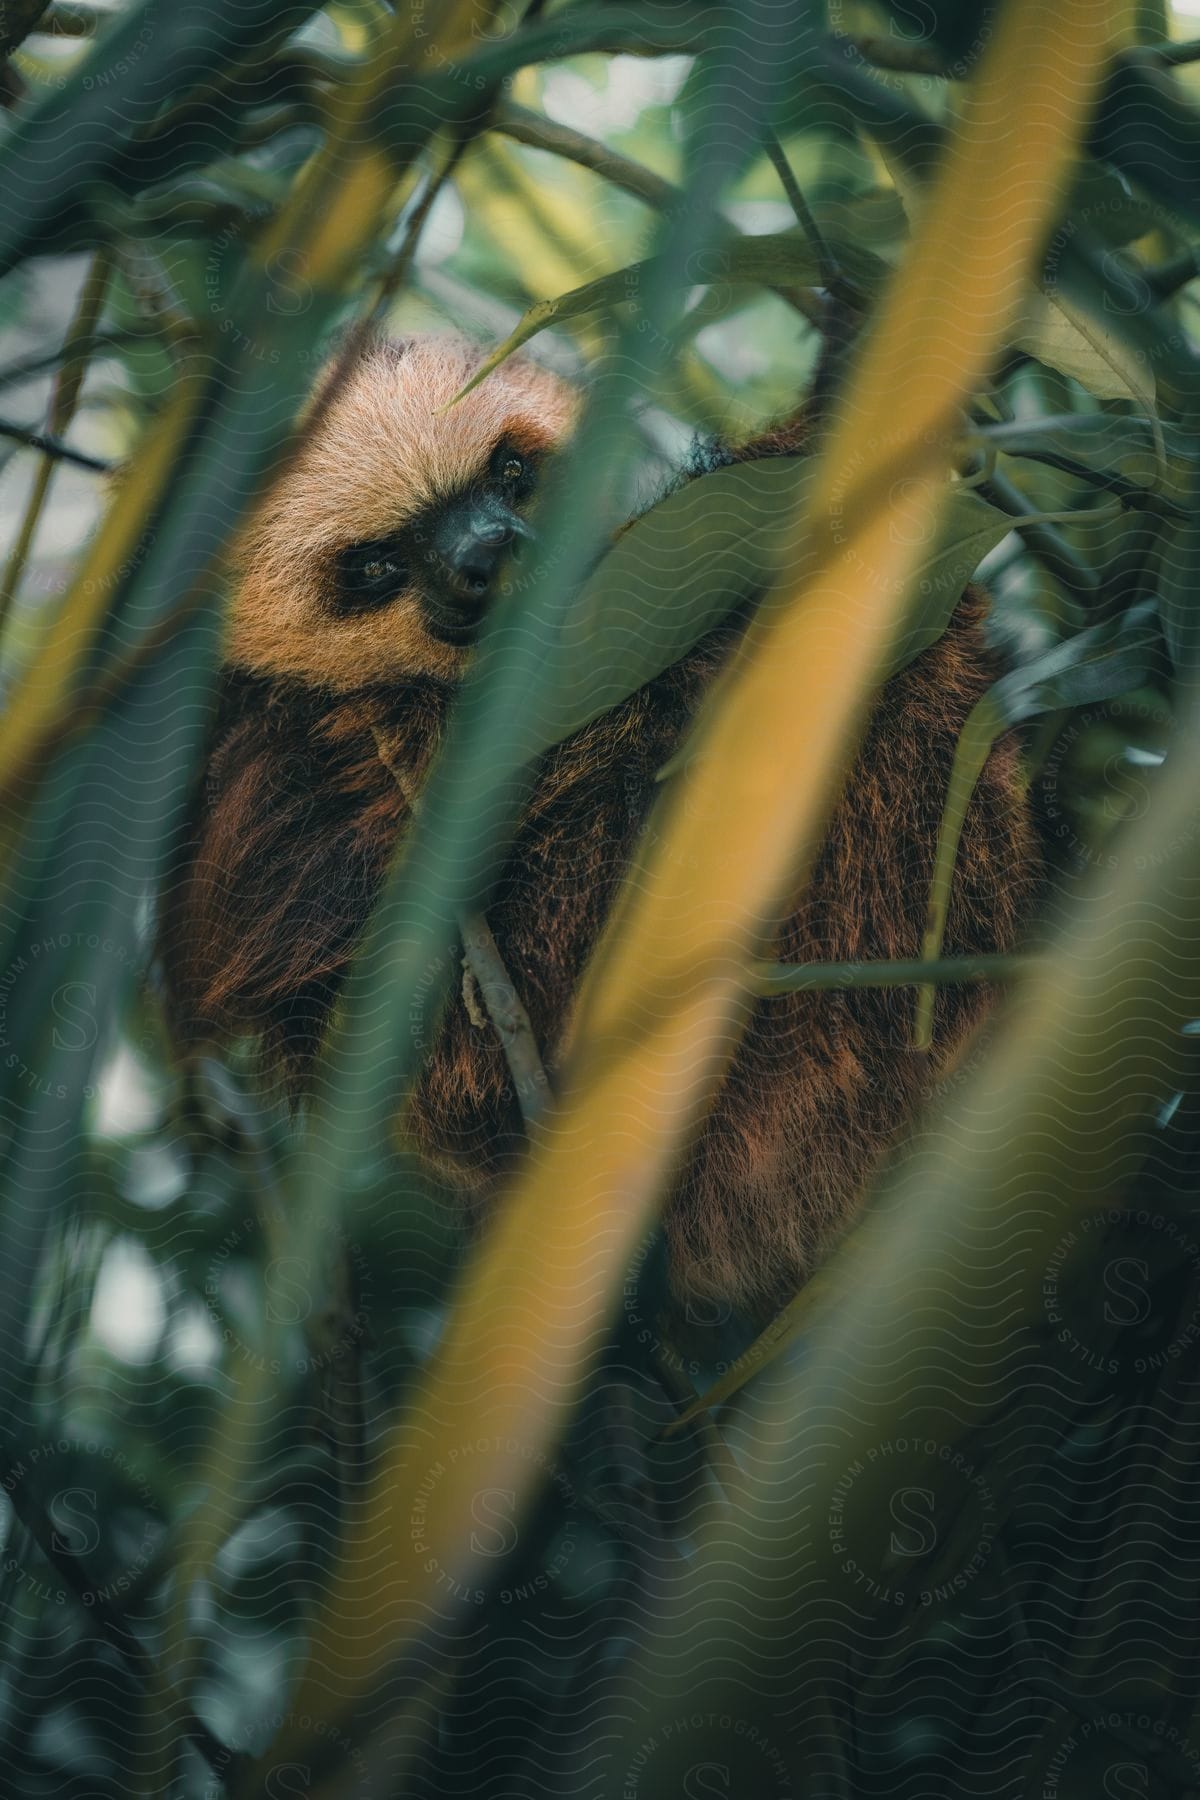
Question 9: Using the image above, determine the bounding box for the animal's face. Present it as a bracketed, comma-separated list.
[225, 334, 579, 688]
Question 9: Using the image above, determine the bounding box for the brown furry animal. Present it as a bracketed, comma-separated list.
[159, 333, 1036, 1317]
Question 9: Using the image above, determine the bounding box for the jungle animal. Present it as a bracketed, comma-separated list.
[158, 333, 1035, 1317]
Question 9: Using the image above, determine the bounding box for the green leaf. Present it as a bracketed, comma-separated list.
[445, 232, 889, 403]
[1009, 284, 1159, 418]
[913, 598, 1161, 1045]
[0, 0, 326, 276]
[517, 459, 1012, 768]
[532, 456, 818, 753]
[891, 482, 1017, 670]
[1155, 502, 1200, 693]
[989, 595, 1161, 725]
[972, 412, 1194, 510]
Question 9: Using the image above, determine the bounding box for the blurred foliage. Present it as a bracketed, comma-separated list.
[0, 0, 1198, 1796]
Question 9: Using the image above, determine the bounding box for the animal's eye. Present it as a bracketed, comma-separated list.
[489, 442, 537, 489]
[334, 538, 409, 612]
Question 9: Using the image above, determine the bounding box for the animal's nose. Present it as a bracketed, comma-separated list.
[434, 497, 531, 599]
[447, 515, 513, 591]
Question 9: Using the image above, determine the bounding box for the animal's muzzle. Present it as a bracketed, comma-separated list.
[430, 496, 533, 602]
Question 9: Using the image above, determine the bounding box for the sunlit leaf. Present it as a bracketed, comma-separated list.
[445, 229, 889, 403]
[914, 597, 1162, 1046]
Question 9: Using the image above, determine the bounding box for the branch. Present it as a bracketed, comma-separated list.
[0, 415, 112, 471]
[459, 910, 554, 1126]
[2, 248, 112, 638]
[369, 727, 554, 1127]
[974, 464, 1100, 598]
[0, 328, 150, 392]
[490, 106, 824, 326]
[765, 132, 845, 298]
[493, 101, 682, 213]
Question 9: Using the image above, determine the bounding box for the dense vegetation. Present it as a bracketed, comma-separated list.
[0, 0, 1198, 1794]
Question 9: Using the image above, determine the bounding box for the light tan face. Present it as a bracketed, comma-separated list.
[224, 334, 579, 689]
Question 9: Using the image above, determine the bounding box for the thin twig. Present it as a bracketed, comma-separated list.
[372, 129, 475, 321]
[0, 414, 112, 471]
[459, 910, 553, 1126]
[494, 101, 682, 212]
[370, 727, 553, 1125]
[0, 328, 150, 392]
[766, 133, 834, 279]
[765, 131, 854, 304]
[493, 107, 823, 327]
[1, 248, 112, 639]
[765, 130, 869, 330]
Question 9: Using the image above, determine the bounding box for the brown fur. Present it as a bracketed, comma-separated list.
[158, 334, 1036, 1318]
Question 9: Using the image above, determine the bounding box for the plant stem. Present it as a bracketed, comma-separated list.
[494, 101, 682, 213]
[753, 953, 1036, 994]
[369, 726, 554, 1127]
[0, 248, 114, 642]
[914, 696, 1005, 1047]
[459, 910, 554, 1126]
[765, 132, 848, 301]
[0, 418, 111, 472]
[0, 329, 146, 391]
